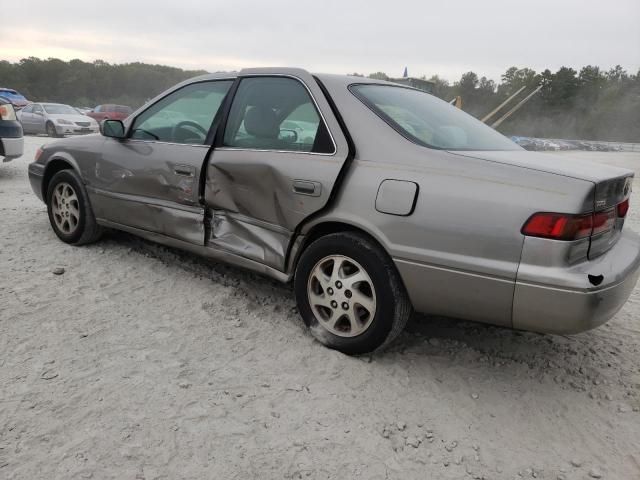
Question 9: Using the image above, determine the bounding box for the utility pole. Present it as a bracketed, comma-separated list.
[448, 96, 462, 109]
[481, 86, 526, 123]
[491, 85, 543, 129]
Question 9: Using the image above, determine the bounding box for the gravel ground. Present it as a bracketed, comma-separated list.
[1, 136, 640, 480]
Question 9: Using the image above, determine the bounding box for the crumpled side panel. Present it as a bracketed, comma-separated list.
[90, 189, 205, 245]
[208, 211, 289, 270]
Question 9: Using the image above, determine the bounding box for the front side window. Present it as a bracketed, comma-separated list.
[351, 84, 520, 151]
[223, 77, 334, 154]
[131, 81, 232, 145]
[94, 105, 103, 112]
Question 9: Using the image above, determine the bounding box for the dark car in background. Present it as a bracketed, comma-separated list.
[0, 88, 30, 110]
[87, 104, 133, 122]
[0, 98, 24, 162]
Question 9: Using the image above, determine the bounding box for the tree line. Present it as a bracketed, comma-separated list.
[1, 57, 638, 142]
[0, 57, 207, 110]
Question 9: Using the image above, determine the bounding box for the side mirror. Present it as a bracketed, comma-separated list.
[101, 119, 126, 139]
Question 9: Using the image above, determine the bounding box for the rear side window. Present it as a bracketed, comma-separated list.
[223, 77, 334, 154]
[115, 105, 132, 114]
[351, 84, 519, 151]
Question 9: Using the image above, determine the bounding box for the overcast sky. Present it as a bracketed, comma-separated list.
[3, 0, 639, 82]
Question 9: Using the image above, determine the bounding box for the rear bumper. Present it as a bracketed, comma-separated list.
[513, 229, 640, 333]
[1, 136, 24, 161]
[28, 162, 45, 201]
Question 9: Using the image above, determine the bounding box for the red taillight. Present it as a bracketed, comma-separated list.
[617, 199, 629, 218]
[523, 203, 629, 241]
[522, 212, 593, 240]
[34, 147, 43, 162]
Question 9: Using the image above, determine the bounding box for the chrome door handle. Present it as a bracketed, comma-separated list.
[292, 180, 321, 197]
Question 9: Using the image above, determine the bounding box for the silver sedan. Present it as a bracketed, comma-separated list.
[27, 68, 640, 354]
[19, 103, 99, 137]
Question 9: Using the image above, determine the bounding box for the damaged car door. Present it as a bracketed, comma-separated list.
[93, 79, 233, 244]
[204, 71, 350, 271]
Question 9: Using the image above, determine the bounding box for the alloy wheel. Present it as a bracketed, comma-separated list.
[307, 255, 377, 337]
[51, 182, 80, 234]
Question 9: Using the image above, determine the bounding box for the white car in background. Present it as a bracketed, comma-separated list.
[18, 103, 99, 137]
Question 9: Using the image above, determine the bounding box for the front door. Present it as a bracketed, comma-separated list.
[89, 79, 234, 244]
[204, 70, 350, 271]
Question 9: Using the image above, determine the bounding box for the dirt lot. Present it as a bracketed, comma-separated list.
[1, 136, 639, 480]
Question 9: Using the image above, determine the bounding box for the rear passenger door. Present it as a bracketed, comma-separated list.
[204, 70, 350, 271]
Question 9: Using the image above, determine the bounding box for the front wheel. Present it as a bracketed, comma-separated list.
[294, 232, 412, 355]
[46, 169, 103, 245]
[46, 121, 60, 138]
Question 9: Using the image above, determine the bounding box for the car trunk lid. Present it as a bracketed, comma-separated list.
[450, 150, 632, 184]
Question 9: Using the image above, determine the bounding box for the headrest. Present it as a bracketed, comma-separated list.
[244, 106, 279, 139]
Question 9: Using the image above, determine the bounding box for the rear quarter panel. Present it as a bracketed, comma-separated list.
[308, 76, 594, 327]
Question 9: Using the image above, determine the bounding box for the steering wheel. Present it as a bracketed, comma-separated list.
[171, 121, 208, 143]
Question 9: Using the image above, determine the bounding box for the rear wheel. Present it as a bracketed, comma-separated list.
[295, 232, 412, 355]
[46, 169, 103, 245]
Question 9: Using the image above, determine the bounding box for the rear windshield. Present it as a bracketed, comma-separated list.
[43, 104, 78, 115]
[115, 105, 132, 114]
[350, 84, 520, 151]
[0, 89, 26, 101]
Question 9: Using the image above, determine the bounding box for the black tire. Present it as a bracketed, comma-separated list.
[46, 169, 103, 245]
[294, 232, 412, 355]
[46, 121, 60, 138]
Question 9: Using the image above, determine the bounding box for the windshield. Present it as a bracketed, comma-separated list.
[43, 104, 79, 115]
[0, 89, 26, 101]
[350, 84, 520, 151]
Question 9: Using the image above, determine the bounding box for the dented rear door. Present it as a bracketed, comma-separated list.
[204, 69, 350, 271]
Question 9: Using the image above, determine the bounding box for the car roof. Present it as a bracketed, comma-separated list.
[186, 68, 393, 87]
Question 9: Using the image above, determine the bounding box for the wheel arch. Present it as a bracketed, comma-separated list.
[42, 155, 81, 200]
[288, 218, 399, 280]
